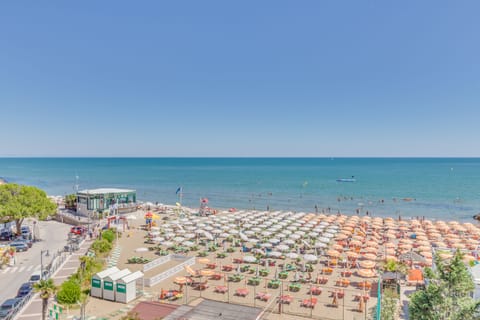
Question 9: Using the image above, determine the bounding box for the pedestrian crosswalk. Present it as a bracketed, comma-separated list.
[0, 264, 41, 274]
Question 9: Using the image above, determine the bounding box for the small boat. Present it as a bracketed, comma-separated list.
[336, 177, 356, 182]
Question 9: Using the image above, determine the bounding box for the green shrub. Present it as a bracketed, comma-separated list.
[101, 229, 116, 243]
[56, 279, 81, 306]
[92, 239, 112, 254]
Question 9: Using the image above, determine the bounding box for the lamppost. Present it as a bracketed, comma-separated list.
[40, 250, 50, 280]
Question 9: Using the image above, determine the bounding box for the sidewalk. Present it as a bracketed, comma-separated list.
[14, 239, 93, 320]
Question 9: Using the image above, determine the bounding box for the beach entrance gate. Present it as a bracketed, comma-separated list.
[115, 271, 144, 303]
[91, 266, 119, 299]
[103, 269, 132, 301]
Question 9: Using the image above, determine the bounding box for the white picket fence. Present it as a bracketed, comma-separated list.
[143, 255, 171, 272]
[144, 256, 195, 287]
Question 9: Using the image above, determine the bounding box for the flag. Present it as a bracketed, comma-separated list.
[176, 187, 182, 195]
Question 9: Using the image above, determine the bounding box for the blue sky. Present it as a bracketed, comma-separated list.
[0, 1, 479, 157]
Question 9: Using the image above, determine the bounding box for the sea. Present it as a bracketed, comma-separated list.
[1, 158, 480, 222]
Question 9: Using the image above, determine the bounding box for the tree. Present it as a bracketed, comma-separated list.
[56, 279, 81, 306]
[409, 250, 480, 319]
[33, 279, 57, 320]
[0, 183, 57, 235]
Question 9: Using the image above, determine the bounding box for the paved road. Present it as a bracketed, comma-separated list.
[0, 220, 71, 305]
[15, 238, 93, 320]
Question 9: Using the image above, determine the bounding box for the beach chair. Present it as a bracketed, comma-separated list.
[301, 297, 318, 308]
[278, 295, 293, 304]
[235, 288, 249, 297]
[214, 285, 228, 294]
[193, 280, 209, 291]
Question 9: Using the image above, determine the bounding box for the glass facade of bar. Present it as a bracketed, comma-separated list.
[77, 189, 136, 214]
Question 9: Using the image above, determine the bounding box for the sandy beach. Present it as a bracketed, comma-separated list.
[77, 205, 480, 320]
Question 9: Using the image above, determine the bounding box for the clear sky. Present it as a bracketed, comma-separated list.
[0, 1, 479, 157]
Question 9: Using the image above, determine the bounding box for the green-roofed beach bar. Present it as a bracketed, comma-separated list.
[76, 188, 137, 216]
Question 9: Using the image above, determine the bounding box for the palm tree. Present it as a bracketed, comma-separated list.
[33, 279, 57, 320]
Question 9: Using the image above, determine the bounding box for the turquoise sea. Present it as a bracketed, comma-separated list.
[1, 158, 480, 222]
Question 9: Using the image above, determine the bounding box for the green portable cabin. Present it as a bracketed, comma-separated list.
[91, 267, 120, 299]
[115, 271, 144, 303]
[102, 269, 132, 301]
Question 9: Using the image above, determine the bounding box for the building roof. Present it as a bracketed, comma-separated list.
[118, 271, 144, 284]
[105, 269, 131, 281]
[408, 269, 424, 282]
[78, 188, 136, 195]
[164, 299, 262, 320]
[94, 267, 119, 279]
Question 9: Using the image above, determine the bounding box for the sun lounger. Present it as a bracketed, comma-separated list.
[235, 288, 249, 297]
[301, 297, 318, 308]
[214, 285, 228, 294]
[278, 295, 293, 304]
[255, 292, 272, 301]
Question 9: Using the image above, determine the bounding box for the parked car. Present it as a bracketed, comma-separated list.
[0, 298, 22, 318]
[70, 226, 86, 235]
[0, 230, 13, 241]
[12, 237, 32, 248]
[20, 226, 32, 240]
[29, 271, 41, 283]
[16, 283, 33, 298]
[8, 241, 28, 252]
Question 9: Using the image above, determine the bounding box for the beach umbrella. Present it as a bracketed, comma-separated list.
[243, 255, 257, 263]
[269, 251, 282, 258]
[327, 249, 341, 258]
[359, 260, 376, 269]
[184, 233, 195, 239]
[261, 243, 272, 248]
[358, 268, 377, 278]
[198, 258, 210, 264]
[314, 242, 327, 248]
[183, 241, 195, 247]
[174, 276, 189, 285]
[303, 254, 317, 262]
[162, 241, 174, 247]
[283, 239, 295, 246]
[173, 236, 185, 243]
[152, 237, 164, 243]
[362, 253, 377, 261]
[286, 252, 298, 259]
[200, 269, 215, 276]
[135, 247, 149, 253]
[318, 236, 330, 243]
[269, 238, 280, 245]
[276, 244, 290, 252]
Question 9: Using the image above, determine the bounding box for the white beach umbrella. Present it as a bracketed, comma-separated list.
[318, 236, 330, 243]
[286, 252, 299, 259]
[276, 244, 290, 252]
[303, 254, 317, 262]
[289, 234, 301, 240]
[184, 233, 195, 239]
[268, 251, 282, 258]
[135, 247, 149, 253]
[243, 255, 257, 263]
[261, 243, 272, 248]
[152, 237, 164, 243]
[269, 238, 280, 244]
[219, 232, 229, 238]
[314, 242, 328, 248]
[283, 239, 295, 246]
[248, 238, 259, 244]
[162, 241, 174, 247]
[184, 241, 195, 247]
[173, 236, 185, 243]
